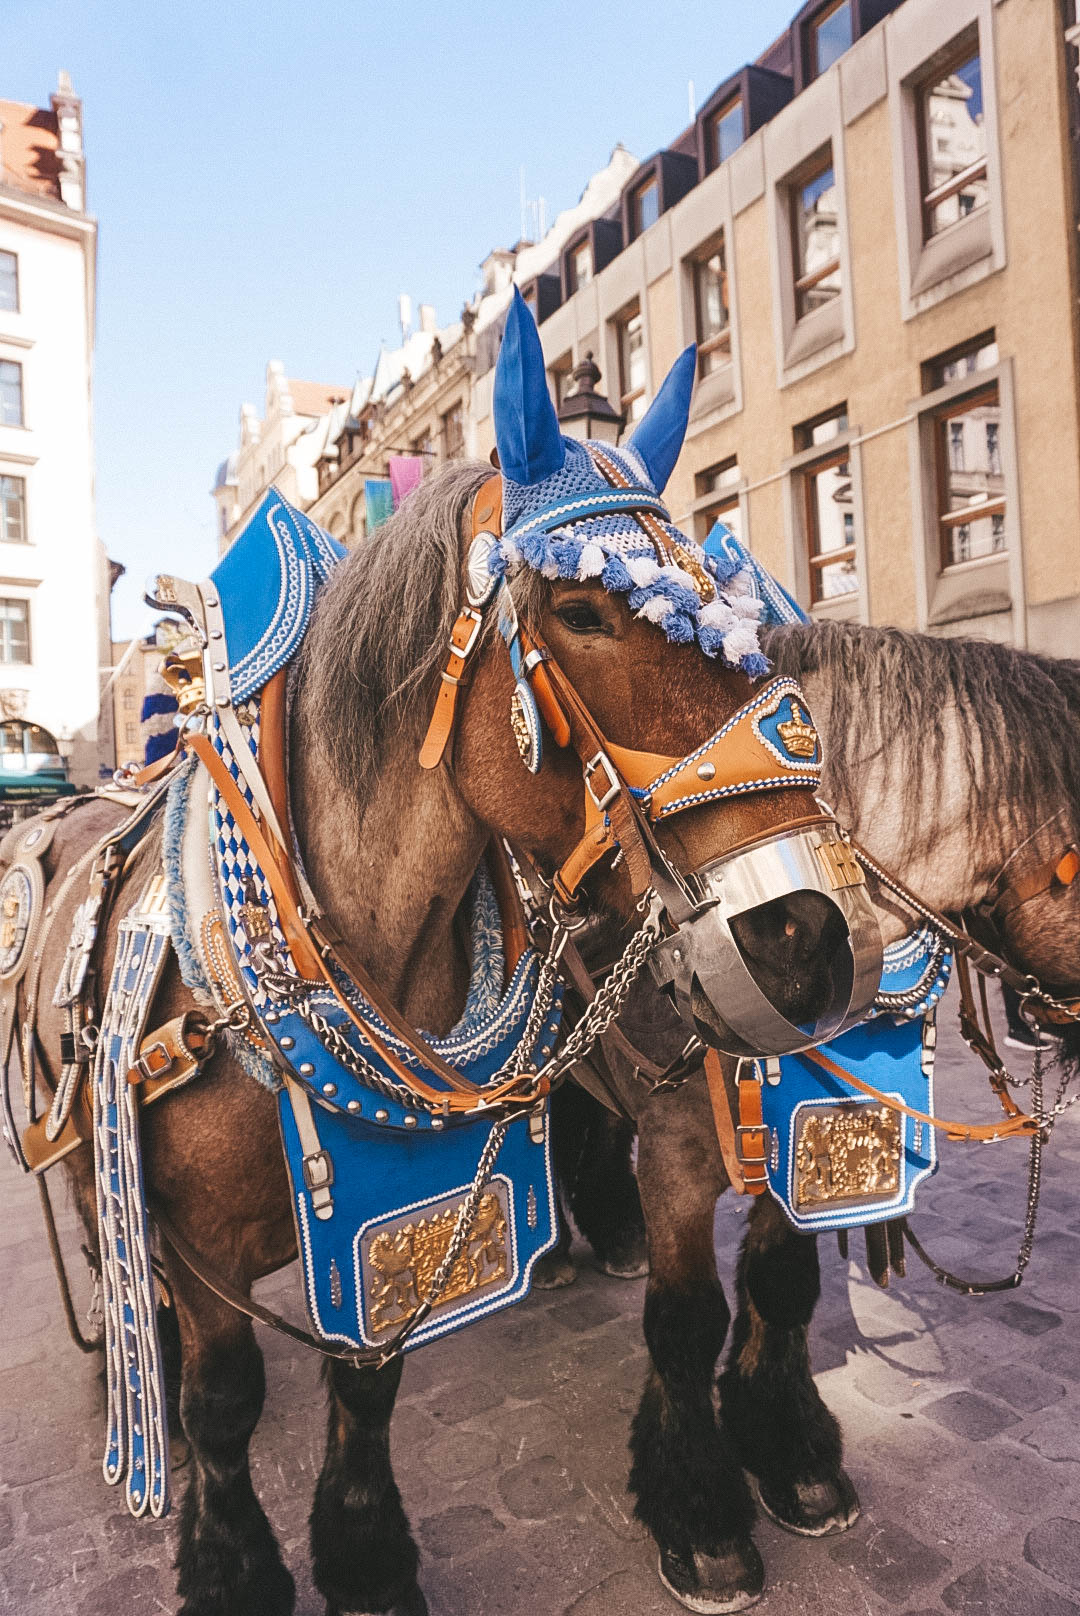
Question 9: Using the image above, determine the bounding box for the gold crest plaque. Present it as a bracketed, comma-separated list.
[362, 1182, 511, 1336]
[795, 1102, 902, 1209]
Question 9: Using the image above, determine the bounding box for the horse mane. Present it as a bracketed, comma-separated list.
[763, 621, 1080, 854]
[294, 461, 493, 797]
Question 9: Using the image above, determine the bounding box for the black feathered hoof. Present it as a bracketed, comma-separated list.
[326, 1582, 428, 1616]
[532, 1250, 577, 1288]
[657, 1541, 765, 1613]
[595, 1228, 649, 1279]
[756, 1470, 860, 1537]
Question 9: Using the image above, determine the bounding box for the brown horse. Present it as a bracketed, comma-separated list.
[552, 620, 1080, 1612]
[7, 439, 873, 1616]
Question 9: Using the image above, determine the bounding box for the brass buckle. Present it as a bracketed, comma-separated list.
[134, 1041, 171, 1082]
[584, 752, 620, 812]
[735, 1124, 769, 1164]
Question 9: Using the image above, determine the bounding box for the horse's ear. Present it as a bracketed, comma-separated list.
[493, 287, 566, 486]
[625, 343, 696, 493]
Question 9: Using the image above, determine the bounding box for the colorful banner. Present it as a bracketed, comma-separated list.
[364, 477, 394, 533]
[389, 455, 424, 509]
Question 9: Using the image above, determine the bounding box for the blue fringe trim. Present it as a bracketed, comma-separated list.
[163, 757, 211, 997]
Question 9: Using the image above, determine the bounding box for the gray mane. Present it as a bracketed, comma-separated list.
[294, 461, 492, 797]
[763, 621, 1080, 853]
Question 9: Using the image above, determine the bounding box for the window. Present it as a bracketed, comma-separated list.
[919, 42, 988, 239]
[0, 476, 26, 543]
[0, 361, 23, 427]
[709, 98, 744, 167]
[796, 409, 855, 602]
[567, 240, 593, 294]
[692, 236, 731, 378]
[632, 177, 660, 236]
[411, 429, 434, 465]
[923, 330, 997, 389]
[615, 305, 647, 424]
[694, 458, 742, 545]
[932, 384, 1005, 568]
[441, 401, 465, 459]
[549, 353, 574, 408]
[809, 0, 853, 80]
[791, 150, 841, 319]
[122, 686, 136, 709]
[125, 722, 138, 745]
[0, 252, 17, 314]
[0, 599, 29, 663]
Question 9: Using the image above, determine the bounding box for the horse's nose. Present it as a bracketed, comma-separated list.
[728, 890, 851, 1024]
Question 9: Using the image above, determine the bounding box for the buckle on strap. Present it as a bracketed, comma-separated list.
[584, 752, 620, 812]
[735, 1124, 769, 1164]
[134, 1041, 171, 1082]
[302, 1150, 335, 1194]
[450, 608, 483, 663]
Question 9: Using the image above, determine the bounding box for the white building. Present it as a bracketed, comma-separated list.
[0, 74, 111, 785]
[213, 363, 348, 555]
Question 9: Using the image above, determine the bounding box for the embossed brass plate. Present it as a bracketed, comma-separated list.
[672, 542, 715, 603]
[814, 836, 865, 891]
[795, 1102, 902, 1209]
[360, 1180, 512, 1336]
[776, 700, 819, 760]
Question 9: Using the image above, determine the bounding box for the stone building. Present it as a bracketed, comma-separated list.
[0, 74, 113, 783]
[309, 0, 1080, 657]
[213, 362, 349, 556]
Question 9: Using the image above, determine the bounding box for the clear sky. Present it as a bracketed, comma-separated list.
[6, 0, 797, 637]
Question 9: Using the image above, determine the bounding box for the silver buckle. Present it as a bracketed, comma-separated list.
[303, 1150, 334, 1193]
[451, 609, 483, 662]
[584, 752, 620, 812]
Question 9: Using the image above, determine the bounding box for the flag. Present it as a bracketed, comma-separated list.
[364, 478, 394, 533]
[389, 455, 424, 509]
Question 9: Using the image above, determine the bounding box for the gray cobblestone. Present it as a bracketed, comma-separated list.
[1025, 1517, 1080, 1593]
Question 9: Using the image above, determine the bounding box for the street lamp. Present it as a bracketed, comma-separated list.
[556, 351, 625, 446]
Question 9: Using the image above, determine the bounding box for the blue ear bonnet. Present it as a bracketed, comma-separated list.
[491, 439, 769, 676]
[489, 288, 769, 676]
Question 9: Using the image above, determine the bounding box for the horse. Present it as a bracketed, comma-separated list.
[3, 293, 880, 1616]
[548, 618, 1080, 1613]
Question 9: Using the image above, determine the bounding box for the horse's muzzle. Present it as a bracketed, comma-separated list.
[648, 822, 882, 1057]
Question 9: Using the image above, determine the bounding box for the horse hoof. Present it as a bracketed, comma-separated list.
[657, 1542, 765, 1613]
[533, 1251, 577, 1289]
[594, 1226, 648, 1279]
[596, 1251, 648, 1279]
[756, 1471, 861, 1537]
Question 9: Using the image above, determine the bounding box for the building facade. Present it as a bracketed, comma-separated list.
[213, 362, 349, 556]
[0, 75, 111, 783]
[307, 0, 1080, 659]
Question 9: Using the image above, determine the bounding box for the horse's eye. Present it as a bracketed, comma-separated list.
[555, 602, 606, 634]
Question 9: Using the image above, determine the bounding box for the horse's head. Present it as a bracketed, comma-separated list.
[432, 291, 881, 1056]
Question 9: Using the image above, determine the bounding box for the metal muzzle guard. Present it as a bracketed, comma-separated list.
[648, 822, 883, 1058]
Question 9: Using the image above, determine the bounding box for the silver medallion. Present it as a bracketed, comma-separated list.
[0, 863, 38, 981]
[465, 531, 500, 608]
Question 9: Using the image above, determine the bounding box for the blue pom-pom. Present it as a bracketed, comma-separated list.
[141, 692, 178, 718]
[521, 530, 550, 571]
[601, 555, 634, 593]
[698, 625, 726, 658]
[740, 651, 771, 679]
[549, 538, 583, 579]
[488, 544, 509, 579]
[663, 611, 695, 645]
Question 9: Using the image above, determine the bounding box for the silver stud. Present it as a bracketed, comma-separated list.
[299, 1062, 315, 1076]
[130, 955, 141, 969]
[210, 629, 222, 640]
[375, 1108, 389, 1122]
[265, 1010, 279, 1024]
[347, 1099, 361, 1114]
[212, 661, 226, 672]
[696, 761, 716, 781]
[322, 1081, 337, 1098]
[216, 697, 230, 709]
[403, 1114, 417, 1128]
[205, 596, 219, 608]
[280, 1035, 294, 1050]
[431, 1117, 444, 1131]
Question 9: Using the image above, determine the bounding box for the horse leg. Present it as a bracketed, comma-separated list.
[719, 1193, 859, 1536]
[169, 1260, 295, 1616]
[629, 1086, 763, 1614]
[566, 1092, 647, 1279]
[310, 1356, 427, 1616]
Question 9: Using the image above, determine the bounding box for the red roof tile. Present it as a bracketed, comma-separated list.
[0, 100, 62, 201]
[287, 379, 348, 416]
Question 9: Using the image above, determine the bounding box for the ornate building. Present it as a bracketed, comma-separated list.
[0, 74, 113, 782]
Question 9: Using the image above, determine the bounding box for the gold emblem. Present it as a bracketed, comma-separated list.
[777, 700, 819, 760]
[509, 690, 532, 765]
[160, 650, 206, 715]
[796, 1103, 902, 1208]
[814, 837, 865, 891]
[365, 1188, 509, 1335]
[672, 543, 716, 604]
[0, 887, 20, 953]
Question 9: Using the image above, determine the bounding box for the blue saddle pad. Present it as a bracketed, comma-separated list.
[210, 488, 344, 702]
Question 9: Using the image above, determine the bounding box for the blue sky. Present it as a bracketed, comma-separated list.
[7, 1, 796, 637]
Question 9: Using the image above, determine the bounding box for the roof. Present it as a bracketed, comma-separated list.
[0, 99, 62, 201]
[287, 379, 349, 417]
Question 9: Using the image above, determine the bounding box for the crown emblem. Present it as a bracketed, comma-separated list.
[777, 700, 819, 760]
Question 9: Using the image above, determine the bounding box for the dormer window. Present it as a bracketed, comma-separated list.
[568, 240, 593, 294]
[632, 176, 660, 236]
[708, 98, 745, 167]
[808, 0, 853, 80]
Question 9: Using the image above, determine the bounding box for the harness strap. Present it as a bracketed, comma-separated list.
[802, 1044, 1039, 1141]
[705, 1050, 768, 1195]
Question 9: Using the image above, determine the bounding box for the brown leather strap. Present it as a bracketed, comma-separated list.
[258, 667, 293, 865]
[418, 606, 485, 771]
[132, 742, 181, 788]
[803, 1044, 1039, 1141]
[992, 843, 1080, 921]
[704, 1052, 769, 1195]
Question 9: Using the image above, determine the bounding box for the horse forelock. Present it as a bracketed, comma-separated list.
[763, 621, 1080, 862]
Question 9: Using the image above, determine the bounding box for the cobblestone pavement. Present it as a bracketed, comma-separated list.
[3, 995, 1080, 1615]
